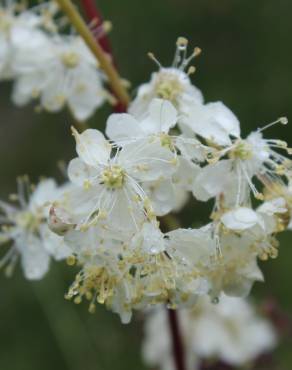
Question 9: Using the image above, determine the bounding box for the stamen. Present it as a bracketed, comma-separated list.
[180, 46, 202, 70]
[176, 37, 188, 48]
[187, 66, 196, 75]
[257, 117, 288, 133]
[147, 52, 162, 68]
[91, 20, 112, 39]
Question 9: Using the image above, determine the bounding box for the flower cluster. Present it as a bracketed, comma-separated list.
[143, 295, 277, 370]
[0, 177, 70, 279]
[0, 0, 106, 120]
[42, 38, 292, 322]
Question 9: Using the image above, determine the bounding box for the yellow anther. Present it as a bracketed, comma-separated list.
[194, 47, 202, 57]
[88, 303, 96, 313]
[176, 37, 188, 47]
[61, 51, 80, 68]
[74, 296, 82, 304]
[66, 255, 76, 266]
[279, 117, 288, 125]
[101, 165, 125, 189]
[187, 66, 196, 75]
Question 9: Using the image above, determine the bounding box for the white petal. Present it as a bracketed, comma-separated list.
[39, 66, 68, 112]
[67, 157, 98, 186]
[257, 197, 287, 215]
[206, 101, 240, 138]
[106, 188, 145, 233]
[145, 180, 176, 216]
[72, 128, 111, 166]
[173, 157, 200, 191]
[184, 102, 240, 146]
[18, 234, 50, 280]
[106, 113, 143, 142]
[40, 224, 71, 260]
[221, 208, 262, 231]
[68, 76, 104, 121]
[119, 137, 177, 182]
[29, 179, 57, 210]
[141, 98, 177, 134]
[192, 160, 232, 201]
[132, 222, 166, 254]
[168, 227, 215, 264]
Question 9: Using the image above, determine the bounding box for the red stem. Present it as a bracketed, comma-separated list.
[79, 2, 186, 370]
[167, 309, 186, 370]
[79, 0, 127, 112]
[80, 0, 112, 53]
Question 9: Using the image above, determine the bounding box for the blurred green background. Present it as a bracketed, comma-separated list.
[1, 0, 292, 369]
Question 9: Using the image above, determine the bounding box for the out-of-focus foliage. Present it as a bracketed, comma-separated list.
[0, 0, 292, 369]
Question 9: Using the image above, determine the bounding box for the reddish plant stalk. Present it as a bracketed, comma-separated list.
[167, 309, 186, 370]
[79, 2, 186, 369]
[80, 0, 112, 53]
[80, 0, 127, 112]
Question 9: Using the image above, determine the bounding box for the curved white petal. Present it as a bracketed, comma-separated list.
[206, 101, 240, 138]
[68, 78, 104, 121]
[29, 179, 57, 210]
[141, 98, 177, 134]
[105, 113, 143, 142]
[184, 102, 240, 146]
[192, 160, 232, 201]
[72, 128, 111, 166]
[68, 157, 98, 186]
[119, 138, 177, 182]
[145, 180, 176, 216]
[40, 224, 71, 260]
[18, 234, 50, 280]
[221, 208, 262, 231]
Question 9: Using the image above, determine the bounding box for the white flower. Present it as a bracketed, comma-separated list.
[220, 198, 288, 261]
[61, 221, 214, 322]
[143, 295, 277, 370]
[190, 295, 277, 365]
[12, 35, 105, 121]
[193, 119, 291, 206]
[108, 97, 209, 167]
[129, 37, 203, 119]
[170, 223, 264, 298]
[0, 178, 70, 280]
[0, 1, 106, 120]
[63, 221, 174, 322]
[0, 3, 42, 79]
[50, 126, 177, 235]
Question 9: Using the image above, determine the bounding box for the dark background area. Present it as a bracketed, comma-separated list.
[0, 0, 292, 369]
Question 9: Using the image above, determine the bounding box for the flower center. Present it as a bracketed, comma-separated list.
[154, 73, 184, 105]
[101, 165, 125, 189]
[159, 133, 174, 149]
[61, 52, 80, 68]
[229, 140, 253, 160]
[16, 211, 42, 233]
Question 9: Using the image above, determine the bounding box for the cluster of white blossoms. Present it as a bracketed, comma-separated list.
[143, 295, 277, 370]
[0, 177, 71, 279]
[0, 0, 106, 120]
[1, 20, 292, 324]
[42, 38, 292, 323]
